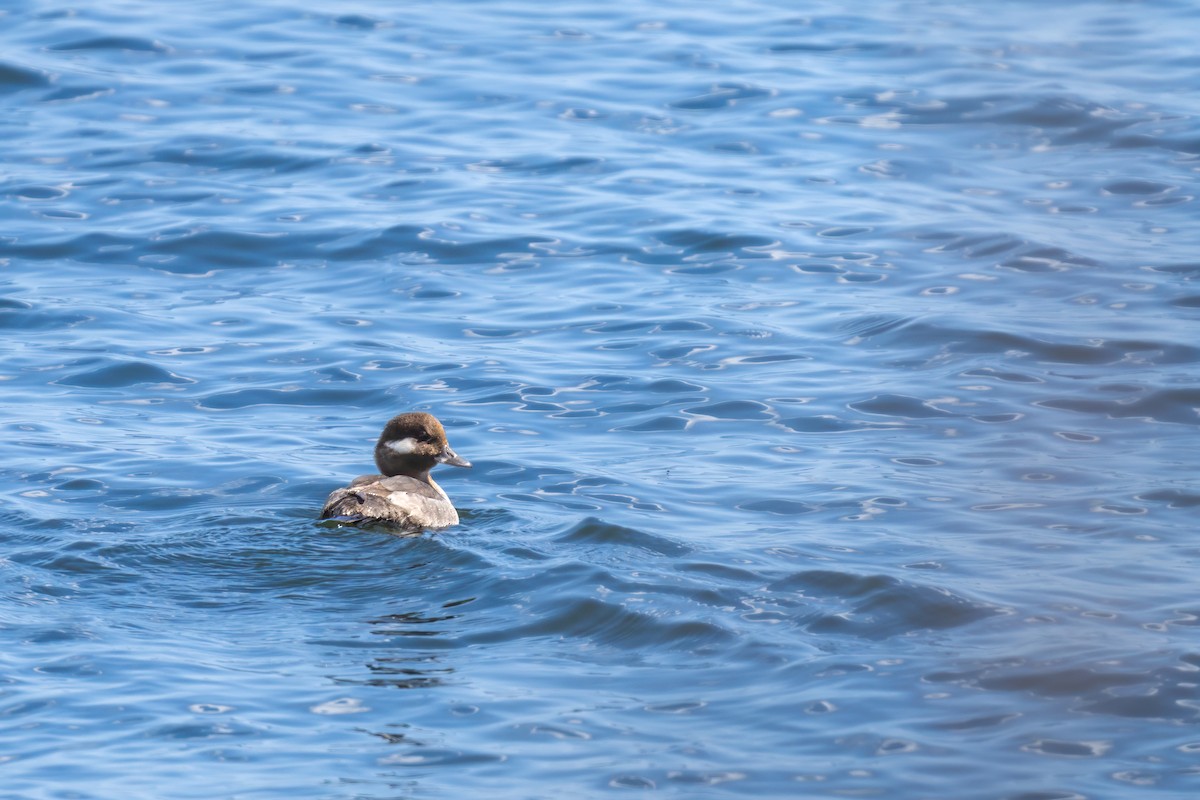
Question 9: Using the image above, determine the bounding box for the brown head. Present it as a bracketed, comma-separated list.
[373, 412, 471, 481]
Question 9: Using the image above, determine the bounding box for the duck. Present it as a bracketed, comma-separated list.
[320, 411, 471, 530]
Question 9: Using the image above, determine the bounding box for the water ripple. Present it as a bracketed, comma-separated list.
[2, 0, 1199, 796]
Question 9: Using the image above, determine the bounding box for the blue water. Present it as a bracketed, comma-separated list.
[3, 1, 1199, 797]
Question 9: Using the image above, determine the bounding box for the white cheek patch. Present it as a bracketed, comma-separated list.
[385, 437, 419, 455]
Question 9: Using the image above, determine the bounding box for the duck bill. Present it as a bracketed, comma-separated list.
[436, 447, 471, 468]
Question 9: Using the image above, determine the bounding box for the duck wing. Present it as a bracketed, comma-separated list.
[320, 474, 459, 530]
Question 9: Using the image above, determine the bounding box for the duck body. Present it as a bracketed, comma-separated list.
[321, 412, 470, 531]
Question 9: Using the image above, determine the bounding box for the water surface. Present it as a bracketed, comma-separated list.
[2, 1, 1199, 798]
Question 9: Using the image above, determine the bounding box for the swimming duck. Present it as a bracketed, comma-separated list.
[320, 412, 470, 530]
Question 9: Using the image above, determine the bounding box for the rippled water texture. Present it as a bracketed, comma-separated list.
[3, 1, 1199, 798]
